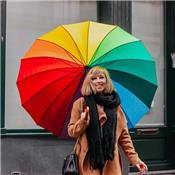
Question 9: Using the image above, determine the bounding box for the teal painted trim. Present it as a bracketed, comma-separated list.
[1, 0, 6, 128]
[1, 128, 53, 136]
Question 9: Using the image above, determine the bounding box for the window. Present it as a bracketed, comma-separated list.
[132, 1, 164, 126]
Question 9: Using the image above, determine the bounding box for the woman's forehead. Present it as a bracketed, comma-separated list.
[90, 71, 105, 77]
[91, 69, 105, 75]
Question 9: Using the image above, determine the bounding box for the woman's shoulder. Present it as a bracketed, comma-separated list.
[73, 97, 85, 109]
[74, 97, 85, 104]
[72, 97, 86, 113]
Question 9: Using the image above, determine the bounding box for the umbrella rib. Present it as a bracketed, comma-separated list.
[37, 39, 83, 65]
[66, 51, 83, 65]
[90, 40, 147, 65]
[21, 68, 84, 107]
[110, 70, 157, 106]
[86, 21, 90, 65]
[89, 25, 118, 65]
[22, 56, 83, 68]
[107, 68, 157, 86]
[98, 59, 157, 84]
[95, 58, 155, 66]
[37, 71, 83, 125]
[61, 26, 86, 65]
[17, 66, 83, 84]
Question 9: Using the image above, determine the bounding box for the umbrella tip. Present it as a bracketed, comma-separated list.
[85, 66, 91, 74]
[85, 65, 91, 69]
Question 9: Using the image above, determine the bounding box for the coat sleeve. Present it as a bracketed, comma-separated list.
[118, 106, 141, 165]
[68, 98, 89, 138]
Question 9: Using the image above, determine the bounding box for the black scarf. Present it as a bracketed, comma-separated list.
[84, 91, 121, 170]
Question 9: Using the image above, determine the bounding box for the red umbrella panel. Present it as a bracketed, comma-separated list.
[17, 46, 85, 136]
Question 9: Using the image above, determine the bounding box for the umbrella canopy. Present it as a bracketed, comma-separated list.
[16, 21, 158, 137]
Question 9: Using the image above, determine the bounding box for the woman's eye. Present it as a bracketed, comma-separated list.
[91, 77, 96, 81]
[99, 76, 104, 79]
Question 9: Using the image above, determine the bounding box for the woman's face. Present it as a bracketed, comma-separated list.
[90, 73, 107, 94]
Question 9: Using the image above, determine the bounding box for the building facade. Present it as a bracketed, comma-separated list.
[1, 1, 175, 174]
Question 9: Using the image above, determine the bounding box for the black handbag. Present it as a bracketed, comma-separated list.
[62, 142, 79, 175]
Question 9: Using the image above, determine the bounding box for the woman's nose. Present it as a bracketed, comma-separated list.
[96, 77, 102, 82]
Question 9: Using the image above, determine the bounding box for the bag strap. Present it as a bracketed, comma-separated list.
[72, 138, 79, 154]
[73, 140, 78, 153]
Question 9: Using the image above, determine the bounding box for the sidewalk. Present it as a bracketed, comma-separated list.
[129, 169, 175, 175]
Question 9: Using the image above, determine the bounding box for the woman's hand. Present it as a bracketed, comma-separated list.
[81, 106, 90, 124]
[136, 161, 148, 174]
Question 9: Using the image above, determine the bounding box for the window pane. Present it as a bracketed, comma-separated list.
[5, 1, 97, 129]
[132, 1, 164, 126]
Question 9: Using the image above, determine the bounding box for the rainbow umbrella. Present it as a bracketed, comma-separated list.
[16, 21, 157, 137]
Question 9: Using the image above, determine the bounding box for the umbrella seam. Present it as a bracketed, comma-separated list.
[89, 25, 118, 65]
[36, 71, 83, 130]
[111, 72, 157, 107]
[89, 25, 127, 65]
[21, 69, 84, 107]
[20, 74, 77, 105]
[16, 66, 84, 83]
[108, 69, 158, 86]
[21, 56, 83, 67]
[115, 77, 158, 98]
[96, 60, 157, 85]
[86, 21, 90, 65]
[61, 25, 86, 65]
[90, 40, 150, 66]
[93, 58, 155, 66]
[35, 39, 83, 65]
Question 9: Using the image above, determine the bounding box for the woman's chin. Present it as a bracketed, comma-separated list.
[96, 90, 104, 94]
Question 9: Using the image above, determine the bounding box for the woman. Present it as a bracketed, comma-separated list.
[68, 66, 148, 175]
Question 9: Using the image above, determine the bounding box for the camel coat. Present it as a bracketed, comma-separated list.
[68, 97, 141, 175]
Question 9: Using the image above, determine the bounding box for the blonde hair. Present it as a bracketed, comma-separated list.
[81, 66, 115, 96]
